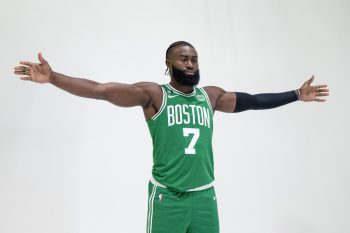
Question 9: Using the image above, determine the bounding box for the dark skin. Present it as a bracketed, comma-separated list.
[14, 46, 329, 119]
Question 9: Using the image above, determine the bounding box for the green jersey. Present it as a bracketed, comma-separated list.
[147, 84, 214, 192]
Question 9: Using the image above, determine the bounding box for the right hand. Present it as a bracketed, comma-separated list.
[298, 75, 329, 102]
[14, 52, 52, 83]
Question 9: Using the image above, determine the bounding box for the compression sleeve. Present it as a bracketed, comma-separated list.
[233, 91, 299, 113]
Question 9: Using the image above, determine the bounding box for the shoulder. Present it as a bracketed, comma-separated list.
[133, 82, 162, 96]
[133, 82, 164, 110]
[133, 81, 161, 90]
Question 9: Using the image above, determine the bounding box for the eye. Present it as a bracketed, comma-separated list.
[180, 57, 187, 62]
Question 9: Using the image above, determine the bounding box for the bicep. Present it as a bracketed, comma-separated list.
[95, 82, 151, 107]
[216, 91, 237, 113]
[204, 86, 237, 113]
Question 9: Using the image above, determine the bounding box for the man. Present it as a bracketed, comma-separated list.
[14, 41, 329, 233]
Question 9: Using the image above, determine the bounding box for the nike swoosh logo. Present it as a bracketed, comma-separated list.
[213, 196, 216, 201]
[168, 95, 178, 99]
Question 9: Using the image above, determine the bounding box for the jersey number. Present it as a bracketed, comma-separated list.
[183, 128, 200, 155]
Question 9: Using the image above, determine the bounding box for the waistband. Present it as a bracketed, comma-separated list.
[150, 176, 214, 192]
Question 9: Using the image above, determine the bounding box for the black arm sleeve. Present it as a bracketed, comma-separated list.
[233, 91, 298, 113]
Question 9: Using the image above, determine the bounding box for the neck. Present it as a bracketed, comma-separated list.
[169, 80, 195, 94]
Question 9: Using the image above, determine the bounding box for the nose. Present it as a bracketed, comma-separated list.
[186, 60, 194, 69]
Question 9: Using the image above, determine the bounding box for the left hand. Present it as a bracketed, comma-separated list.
[14, 53, 53, 83]
[298, 75, 329, 102]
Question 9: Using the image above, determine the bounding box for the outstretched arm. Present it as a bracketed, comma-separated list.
[204, 76, 329, 113]
[14, 53, 152, 108]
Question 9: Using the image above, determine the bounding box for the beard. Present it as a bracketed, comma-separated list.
[171, 65, 200, 87]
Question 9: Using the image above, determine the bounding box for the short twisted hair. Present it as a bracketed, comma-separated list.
[166, 41, 194, 59]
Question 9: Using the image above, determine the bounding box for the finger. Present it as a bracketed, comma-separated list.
[316, 88, 329, 93]
[313, 85, 328, 90]
[14, 65, 28, 72]
[316, 93, 329, 97]
[20, 76, 32, 81]
[14, 71, 26, 75]
[315, 98, 326, 102]
[311, 85, 328, 89]
[38, 52, 47, 64]
[19, 61, 34, 66]
[313, 84, 328, 89]
[14, 66, 27, 71]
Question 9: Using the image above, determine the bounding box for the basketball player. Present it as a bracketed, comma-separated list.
[14, 41, 329, 233]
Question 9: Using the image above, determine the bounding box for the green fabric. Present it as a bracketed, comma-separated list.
[147, 84, 215, 192]
[147, 182, 220, 233]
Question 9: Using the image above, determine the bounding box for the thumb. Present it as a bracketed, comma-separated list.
[38, 52, 47, 64]
[306, 75, 314, 85]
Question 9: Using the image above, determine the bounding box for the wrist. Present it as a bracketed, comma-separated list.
[49, 71, 57, 84]
[295, 89, 301, 101]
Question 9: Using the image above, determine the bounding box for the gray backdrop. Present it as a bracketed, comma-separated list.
[1, 0, 349, 232]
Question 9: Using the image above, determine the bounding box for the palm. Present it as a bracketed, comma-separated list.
[29, 62, 51, 83]
[299, 75, 329, 102]
[14, 53, 52, 83]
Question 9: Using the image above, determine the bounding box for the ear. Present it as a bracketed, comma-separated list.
[165, 59, 172, 76]
[165, 59, 171, 68]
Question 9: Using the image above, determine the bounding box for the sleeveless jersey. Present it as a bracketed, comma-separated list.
[146, 84, 214, 192]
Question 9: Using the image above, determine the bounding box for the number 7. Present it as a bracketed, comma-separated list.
[183, 128, 200, 155]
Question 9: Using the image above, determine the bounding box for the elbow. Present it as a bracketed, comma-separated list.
[93, 84, 108, 100]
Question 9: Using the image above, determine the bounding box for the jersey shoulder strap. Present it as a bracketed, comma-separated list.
[150, 85, 167, 121]
[196, 87, 213, 113]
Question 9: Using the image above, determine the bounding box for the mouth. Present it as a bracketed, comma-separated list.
[185, 70, 196, 75]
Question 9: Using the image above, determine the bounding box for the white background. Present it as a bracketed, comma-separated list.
[1, 0, 349, 232]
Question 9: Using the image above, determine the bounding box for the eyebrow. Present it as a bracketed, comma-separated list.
[179, 54, 198, 58]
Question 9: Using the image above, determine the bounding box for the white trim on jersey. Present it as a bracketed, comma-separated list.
[151, 176, 167, 188]
[147, 184, 157, 233]
[187, 181, 215, 192]
[150, 87, 167, 121]
[199, 87, 214, 113]
[165, 84, 197, 97]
